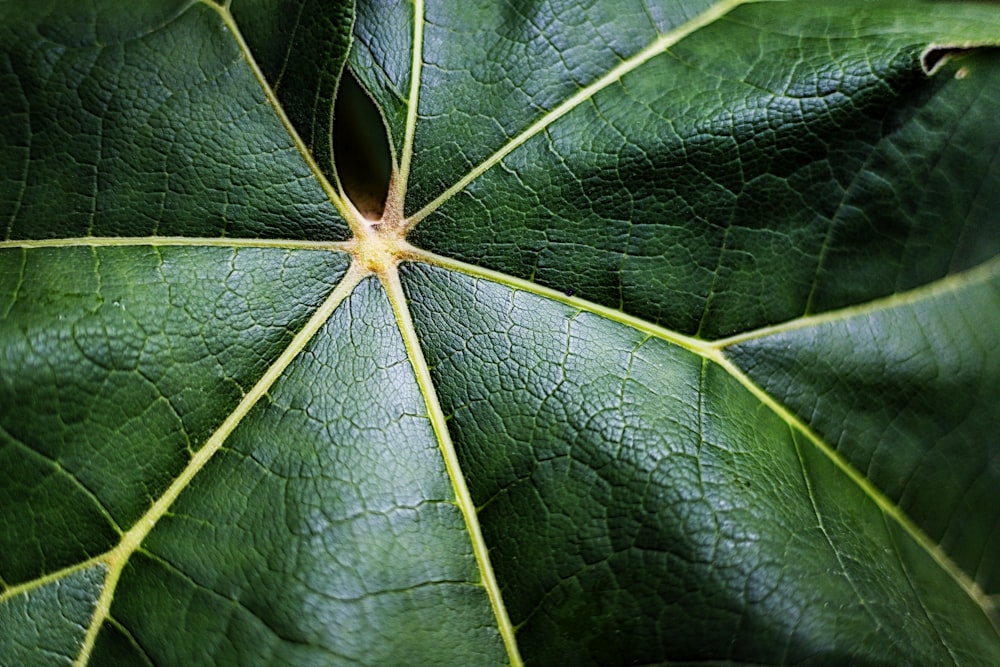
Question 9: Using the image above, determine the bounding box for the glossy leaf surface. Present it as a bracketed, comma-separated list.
[2, 1, 1000, 665]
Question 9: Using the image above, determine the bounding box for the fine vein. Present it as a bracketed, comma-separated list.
[791, 430, 885, 633]
[381, 268, 524, 667]
[73, 265, 365, 667]
[406, 0, 760, 228]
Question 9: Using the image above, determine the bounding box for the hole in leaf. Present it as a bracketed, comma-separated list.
[333, 69, 392, 220]
[921, 45, 974, 75]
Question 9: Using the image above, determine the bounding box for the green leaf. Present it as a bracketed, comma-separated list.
[2, 1, 999, 665]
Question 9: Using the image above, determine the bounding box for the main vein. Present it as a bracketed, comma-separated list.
[717, 354, 997, 628]
[712, 253, 1000, 348]
[405, 247, 1000, 625]
[206, 0, 354, 228]
[406, 246, 713, 356]
[381, 267, 524, 667]
[410, 245, 1000, 368]
[0, 236, 352, 252]
[405, 0, 759, 228]
[395, 0, 425, 205]
[73, 265, 365, 667]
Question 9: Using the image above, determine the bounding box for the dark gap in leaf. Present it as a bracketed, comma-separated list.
[921, 45, 975, 75]
[333, 69, 392, 220]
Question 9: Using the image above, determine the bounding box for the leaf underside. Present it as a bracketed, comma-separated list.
[2, 1, 1000, 665]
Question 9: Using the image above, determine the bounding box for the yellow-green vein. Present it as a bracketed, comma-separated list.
[73, 263, 366, 667]
[0, 557, 109, 606]
[405, 246, 713, 356]
[715, 354, 998, 630]
[394, 0, 425, 209]
[381, 266, 524, 667]
[411, 242, 1000, 371]
[0, 236, 353, 252]
[713, 254, 1000, 349]
[404, 247, 999, 631]
[790, 429, 885, 635]
[404, 0, 765, 229]
[205, 0, 355, 229]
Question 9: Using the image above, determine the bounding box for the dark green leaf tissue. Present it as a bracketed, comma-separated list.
[3, 1, 1000, 664]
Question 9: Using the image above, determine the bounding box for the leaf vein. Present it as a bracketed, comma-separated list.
[406, 0, 767, 228]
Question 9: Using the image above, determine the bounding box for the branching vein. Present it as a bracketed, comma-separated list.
[395, 0, 425, 207]
[72, 264, 365, 667]
[205, 1, 352, 226]
[0, 236, 353, 252]
[406, 0, 764, 228]
[381, 266, 524, 667]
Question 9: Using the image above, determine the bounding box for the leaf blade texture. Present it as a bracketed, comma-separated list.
[2, 1, 1000, 665]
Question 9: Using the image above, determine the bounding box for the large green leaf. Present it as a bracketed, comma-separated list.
[2, 0, 999, 664]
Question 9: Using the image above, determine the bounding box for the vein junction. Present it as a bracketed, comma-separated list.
[5, 0, 997, 659]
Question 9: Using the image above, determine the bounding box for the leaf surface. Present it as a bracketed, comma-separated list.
[2, 1, 1000, 665]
